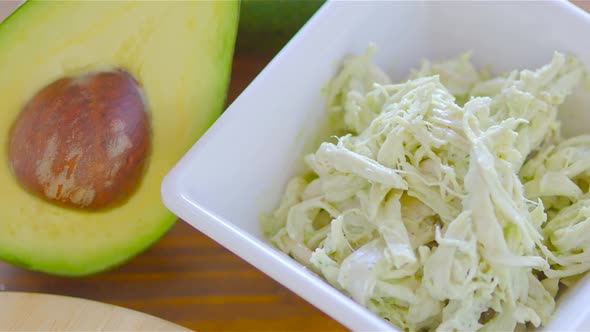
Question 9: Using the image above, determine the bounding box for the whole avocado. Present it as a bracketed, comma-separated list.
[237, 0, 325, 53]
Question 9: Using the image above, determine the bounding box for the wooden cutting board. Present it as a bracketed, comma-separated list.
[0, 292, 191, 331]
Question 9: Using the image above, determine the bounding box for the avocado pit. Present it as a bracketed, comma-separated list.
[8, 69, 150, 210]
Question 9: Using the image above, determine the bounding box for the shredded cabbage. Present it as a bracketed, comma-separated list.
[262, 46, 589, 331]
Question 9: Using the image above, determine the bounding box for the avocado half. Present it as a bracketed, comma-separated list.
[0, 1, 238, 276]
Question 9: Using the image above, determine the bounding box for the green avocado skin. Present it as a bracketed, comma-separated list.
[237, 0, 325, 53]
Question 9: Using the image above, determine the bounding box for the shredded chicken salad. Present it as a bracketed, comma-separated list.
[261, 46, 590, 331]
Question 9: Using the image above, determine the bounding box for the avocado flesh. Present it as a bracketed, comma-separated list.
[0, 1, 238, 276]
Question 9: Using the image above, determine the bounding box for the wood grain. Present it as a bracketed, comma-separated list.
[0, 223, 344, 331]
[0, 50, 345, 332]
[574, 0, 590, 13]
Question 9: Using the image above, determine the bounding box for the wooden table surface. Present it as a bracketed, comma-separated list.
[2, 2, 590, 331]
[0, 48, 345, 331]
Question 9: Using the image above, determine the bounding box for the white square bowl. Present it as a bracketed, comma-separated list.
[161, 1, 590, 330]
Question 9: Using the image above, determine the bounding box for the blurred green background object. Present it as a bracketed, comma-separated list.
[237, 0, 325, 53]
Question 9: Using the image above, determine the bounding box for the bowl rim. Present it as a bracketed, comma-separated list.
[161, 0, 590, 330]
